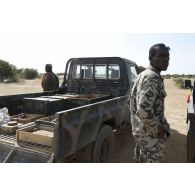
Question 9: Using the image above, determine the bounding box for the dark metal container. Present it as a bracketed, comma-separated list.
[23, 97, 66, 116]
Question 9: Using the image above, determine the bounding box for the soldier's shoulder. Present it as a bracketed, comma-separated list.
[140, 68, 160, 80]
[137, 69, 161, 87]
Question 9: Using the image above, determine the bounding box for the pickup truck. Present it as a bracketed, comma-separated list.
[0, 57, 138, 163]
[185, 79, 195, 162]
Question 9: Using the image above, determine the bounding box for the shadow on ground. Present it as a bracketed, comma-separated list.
[164, 128, 187, 163]
[74, 126, 187, 163]
[111, 127, 187, 163]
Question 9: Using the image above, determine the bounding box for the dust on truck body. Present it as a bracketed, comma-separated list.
[0, 57, 138, 163]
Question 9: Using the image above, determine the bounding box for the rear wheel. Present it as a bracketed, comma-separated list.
[92, 125, 115, 163]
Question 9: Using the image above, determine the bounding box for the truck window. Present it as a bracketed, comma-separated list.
[72, 64, 80, 79]
[95, 64, 107, 79]
[81, 64, 93, 79]
[72, 64, 93, 79]
[126, 63, 137, 82]
[71, 62, 121, 80]
[108, 64, 120, 79]
[130, 66, 137, 82]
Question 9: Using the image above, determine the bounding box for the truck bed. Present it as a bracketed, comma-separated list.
[0, 141, 53, 163]
[0, 93, 128, 162]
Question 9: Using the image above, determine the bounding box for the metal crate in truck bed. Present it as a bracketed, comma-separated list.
[23, 97, 66, 116]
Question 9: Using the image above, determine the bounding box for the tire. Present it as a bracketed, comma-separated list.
[92, 125, 115, 163]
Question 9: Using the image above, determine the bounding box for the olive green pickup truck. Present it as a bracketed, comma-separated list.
[0, 57, 138, 163]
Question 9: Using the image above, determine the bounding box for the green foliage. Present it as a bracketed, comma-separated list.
[21, 68, 38, 79]
[163, 74, 171, 79]
[163, 74, 195, 80]
[0, 59, 39, 82]
[184, 75, 195, 79]
[17, 68, 24, 75]
[0, 60, 12, 78]
[173, 78, 185, 89]
[7, 64, 19, 82]
[0, 60, 18, 82]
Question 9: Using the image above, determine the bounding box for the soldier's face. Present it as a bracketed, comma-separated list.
[151, 48, 170, 71]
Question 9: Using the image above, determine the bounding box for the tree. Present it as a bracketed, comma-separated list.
[0, 59, 39, 82]
[22, 68, 38, 79]
[0, 60, 13, 82]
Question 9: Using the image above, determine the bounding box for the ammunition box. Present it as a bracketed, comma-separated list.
[23, 97, 66, 116]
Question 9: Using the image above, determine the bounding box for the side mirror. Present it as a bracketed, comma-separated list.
[184, 80, 192, 89]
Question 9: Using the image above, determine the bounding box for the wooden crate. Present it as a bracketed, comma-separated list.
[17, 122, 54, 147]
[36, 115, 57, 123]
[11, 113, 45, 124]
[0, 122, 23, 135]
[65, 94, 111, 109]
[18, 130, 53, 146]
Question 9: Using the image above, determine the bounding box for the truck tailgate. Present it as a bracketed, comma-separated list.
[0, 143, 53, 163]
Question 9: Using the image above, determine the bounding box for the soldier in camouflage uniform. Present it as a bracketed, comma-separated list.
[130, 43, 171, 163]
[41, 64, 59, 92]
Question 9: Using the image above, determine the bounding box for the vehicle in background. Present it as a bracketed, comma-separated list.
[185, 79, 195, 162]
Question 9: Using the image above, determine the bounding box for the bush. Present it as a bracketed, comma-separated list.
[21, 68, 38, 79]
[163, 74, 171, 79]
[0, 59, 39, 82]
[0, 60, 18, 82]
[174, 78, 185, 89]
[9, 64, 19, 82]
[172, 74, 180, 78]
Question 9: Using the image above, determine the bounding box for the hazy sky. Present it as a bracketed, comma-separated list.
[0, 33, 194, 74]
[0, 0, 194, 75]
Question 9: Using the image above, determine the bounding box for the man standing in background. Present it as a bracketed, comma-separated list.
[130, 43, 171, 163]
[41, 64, 59, 91]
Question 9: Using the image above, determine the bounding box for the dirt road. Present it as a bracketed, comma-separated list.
[164, 79, 187, 162]
[0, 79, 42, 95]
[0, 78, 188, 162]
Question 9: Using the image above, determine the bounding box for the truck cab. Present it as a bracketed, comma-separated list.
[61, 57, 138, 96]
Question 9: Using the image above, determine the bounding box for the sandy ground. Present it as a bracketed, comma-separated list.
[164, 79, 187, 162]
[110, 79, 188, 163]
[0, 78, 188, 162]
[0, 79, 43, 95]
[111, 78, 188, 163]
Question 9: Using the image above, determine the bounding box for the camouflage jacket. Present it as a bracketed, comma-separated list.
[41, 72, 59, 91]
[130, 65, 170, 137]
